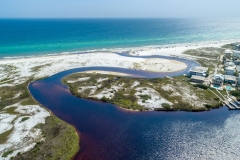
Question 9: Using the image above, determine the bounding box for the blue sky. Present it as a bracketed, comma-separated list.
[0, 0, 239, 18]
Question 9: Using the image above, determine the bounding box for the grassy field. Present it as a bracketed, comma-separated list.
[183, 47, 224, 59]
[63, 73, 222, 112]
[221, 44, 235, 50]
[0, 77, 79, 160]
[13, 115, 79, 160]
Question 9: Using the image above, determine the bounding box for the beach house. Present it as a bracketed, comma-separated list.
[224, 75, 237, 84]
[238, 75, 240, 85]
[224, 61, 236, 69]
[234, 60, 240, 65]
[233, 51, 240, 58]
[224, 61, 236, 75]
[225, 49, 233, 57]
[190, 75, 205, 84]
[225, 67, 235, 75]
[236, 66, 240, 73]
[233, 43, 240, 50]
[212, 74, 224, 86]
[188, 66, 208, 77]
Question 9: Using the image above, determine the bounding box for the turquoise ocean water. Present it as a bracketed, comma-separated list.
[0, 18, 240, 58]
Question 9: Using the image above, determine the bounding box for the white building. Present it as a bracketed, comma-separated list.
[212, 74, 224, 85]
[224, 75, 237, 84]
[238, 75, 240, 85]
[225, 67, 235, 75]
[189, 66, 208, 77]
[233, 43, 240, 50]
[190, 75, 205, 84]
[233, 51, 240, 58]
[225, 49, 233, 57]
[234, 60, 240, 66]
[224, 61, 236, 69]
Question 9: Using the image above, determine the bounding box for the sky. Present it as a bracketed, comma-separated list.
[0, 0, 240, 18]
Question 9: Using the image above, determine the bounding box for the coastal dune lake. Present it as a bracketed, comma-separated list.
[29, 61, 240, 159]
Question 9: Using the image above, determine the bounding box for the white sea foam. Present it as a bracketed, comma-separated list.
[1, 39, 239, 60]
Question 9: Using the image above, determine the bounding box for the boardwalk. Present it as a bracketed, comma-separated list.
[208, 88, 240, 110]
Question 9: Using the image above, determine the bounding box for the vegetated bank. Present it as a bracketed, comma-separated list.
[0, 77, 79, 160]
[63, 73, 223, 112]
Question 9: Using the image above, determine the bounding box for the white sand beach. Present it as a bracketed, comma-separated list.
[0, 41, 228, 87]
[0, 51, 189, 87]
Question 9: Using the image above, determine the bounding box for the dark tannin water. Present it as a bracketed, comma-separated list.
[29, 58, 240, 159]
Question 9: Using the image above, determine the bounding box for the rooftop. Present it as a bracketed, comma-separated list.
[237, 66, 240, 71]
[225, 62, 235, 66]
[214, 74, 224, 81]
[225, 67, 235, 71]
[225, 49, 233, 54]
[224, 75, 237, 81]
[189, 66, 208, 73]
[191, 75, 205, 81]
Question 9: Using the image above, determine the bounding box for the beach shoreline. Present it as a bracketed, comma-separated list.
[0, 39, 237, 60]
[0, 41, 234, 87]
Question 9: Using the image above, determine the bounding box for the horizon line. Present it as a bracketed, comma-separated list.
[0, 17, 238, 20]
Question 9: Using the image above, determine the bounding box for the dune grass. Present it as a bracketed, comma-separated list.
[0, 77, 79, 159]
[64, 73, 222, 111]
[0, 128, 14, 144]
[13, 115, 79, 160]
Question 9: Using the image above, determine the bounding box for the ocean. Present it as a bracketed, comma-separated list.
[0, 18, 240, 58]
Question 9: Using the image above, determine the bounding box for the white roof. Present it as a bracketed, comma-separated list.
[233, 51, 240, 54]
[214, 74, 224, 81]
[225, 49, 233, 54]
[225, 62, 235, 66]
[225, 67, 235, 71]
[224, 75, 237, 81]
[189, 66, 208, 73]
[191, 75, 205, 81]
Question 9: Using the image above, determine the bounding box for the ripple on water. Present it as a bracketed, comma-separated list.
[29, 65, 240, 160]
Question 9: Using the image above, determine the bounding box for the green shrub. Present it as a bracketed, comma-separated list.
[204, 104, 212, 109]
[2, 150, 14, 157]
[20, 117, 29, 122]
[139, 94, 151, 100]
[230, 90, 240, 97]
[193, 84, 208, 89]
[101, 96, 109, 102]
[162, 103, 171, 109]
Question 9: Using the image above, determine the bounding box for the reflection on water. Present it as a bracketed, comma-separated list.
[29, 59, 240, 159]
